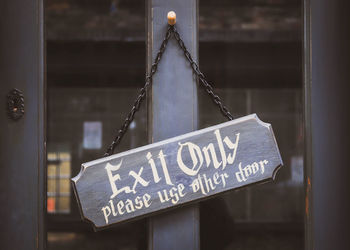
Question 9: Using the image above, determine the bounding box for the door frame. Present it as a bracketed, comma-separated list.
[2, 0, 350, 249]
[303, 0, 350, 249]
[0, 0, 46, 249]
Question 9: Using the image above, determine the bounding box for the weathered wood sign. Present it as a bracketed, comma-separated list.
[72, 114, 283, 230]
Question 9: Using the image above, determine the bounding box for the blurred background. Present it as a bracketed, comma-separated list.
[45, 0, 303, 249]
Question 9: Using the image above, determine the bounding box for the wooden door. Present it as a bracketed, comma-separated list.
[0, 0, 45, 249]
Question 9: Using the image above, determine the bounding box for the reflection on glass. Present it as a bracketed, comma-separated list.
[60, 162, 70, 176]
[47, 179, 56, 194]
[46, 1, 148, 249]
[47, 151, 71, 214]
[47, 197, 56, 213]
[198, 0, 303, 249]
[83, 121, 102, 150]
[47, 164, 57, 177]
[59, 179, 70, 194]
[47, 152, 57, 161]
[58, 197, 70, 213]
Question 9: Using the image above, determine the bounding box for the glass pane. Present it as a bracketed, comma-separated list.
[47, 164, 57, 177]
[198, 0, 303, 250]
[59, 152, 71, 161]
[47, 152, 57, 161]
[47, 197, 56, 213]
[58, 197, 70, 213]
[60, 161, 71, 177]
[59, 179, 70, 194]
[47, 179, 56, 194]
[46, 0, 147, 249]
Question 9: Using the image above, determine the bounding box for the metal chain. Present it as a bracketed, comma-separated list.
[172, 26, 234, 121]
[104, 26, 172, 156]
[105, 25, 233, 156]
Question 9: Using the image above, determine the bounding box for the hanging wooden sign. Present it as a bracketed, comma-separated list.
[72, 114, 283, 230]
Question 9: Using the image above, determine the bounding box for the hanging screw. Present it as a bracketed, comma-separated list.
[167, 11, 176, 25]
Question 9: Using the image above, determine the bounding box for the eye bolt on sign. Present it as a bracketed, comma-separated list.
[72, 114, 283, 230]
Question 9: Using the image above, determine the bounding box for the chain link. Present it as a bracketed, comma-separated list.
[104, 26, 172, 157]
[172, 26, 234, 121]
[105, 25, 233, 156]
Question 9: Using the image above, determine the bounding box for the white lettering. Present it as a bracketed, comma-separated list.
[158, 150, 173, 185]
[177, 142, 204, 176]
[202, 143, 222, 169]
[129, 167, 149, 193]
[147, 152, 161, 183]
[134, 196, 143, 210]
[169, 187, 180, 204]
[101, 206, 111, 224]
[223, 133, 240, 165]
[105, 161, 132, 199]
[214, 129, 227, 169]
[235, 160, 268, 182]
[158, 189, 170, 203]
[125, 199, 135, 213]
[259, 160, 268, 174]
[143, 193, 152, 208]
[235, 163, 247, 182]
[117, 200, 125, 215]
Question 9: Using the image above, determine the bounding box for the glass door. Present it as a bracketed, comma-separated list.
[46, 1, 148, 249]
[197, 1, 304, 249]
[46, 1, 304, 249]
